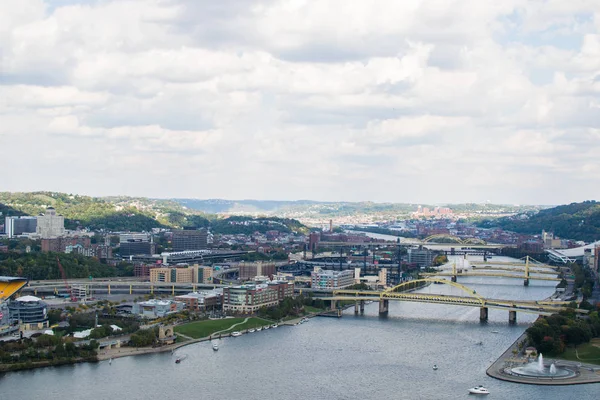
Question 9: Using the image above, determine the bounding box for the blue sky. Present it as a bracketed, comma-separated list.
[1, 0, 599, 204]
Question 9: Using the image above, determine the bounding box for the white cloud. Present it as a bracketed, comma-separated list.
[0, 0, 599, 204]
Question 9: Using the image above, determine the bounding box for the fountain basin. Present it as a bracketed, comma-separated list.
[510, 365, 576, 378]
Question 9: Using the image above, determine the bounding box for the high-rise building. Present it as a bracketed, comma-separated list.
[172, 229, 208, 251]
[4, 216, 37, 238]
[120, 233, 155, 257]
[36, 207, 65, 238]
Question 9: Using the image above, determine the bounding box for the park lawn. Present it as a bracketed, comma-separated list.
[174, 317, 271, 339]
[558, 339, 600, 366]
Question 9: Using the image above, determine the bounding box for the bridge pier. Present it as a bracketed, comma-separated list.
[479, 307, 488, 322]
[355, 301, 359, 314]
[360, 300, 365, 314]
[379, 299, 389, 316]
[330, 300, 337, 311]
[523, 279, 529, 286]
[509, 310, 517, 324]
[451, 275, 457, 283]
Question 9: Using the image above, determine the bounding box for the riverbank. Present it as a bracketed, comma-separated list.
[486, 332, 600, 385]
[486, 283, 600, 386]
[98, 312, 322, 361]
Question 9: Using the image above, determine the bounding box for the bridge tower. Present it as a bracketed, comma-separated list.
[451, 262, 457, 282]
[523, 256, 530, 286]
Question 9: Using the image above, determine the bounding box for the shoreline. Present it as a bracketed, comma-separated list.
[97, 313, 318, 361]
[485, 332, 600, 385]
[486, 284, 600, 386]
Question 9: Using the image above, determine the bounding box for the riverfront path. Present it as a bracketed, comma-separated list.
[486, 333, 600, 385]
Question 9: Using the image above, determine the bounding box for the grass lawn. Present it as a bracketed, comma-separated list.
[304, 306, 324, 314]
[174, 317, 272, 339]
[558, 339, 600, 366]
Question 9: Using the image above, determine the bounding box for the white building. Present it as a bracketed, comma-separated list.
[36, 207, 65, 238]
[311, 267, 354, 289]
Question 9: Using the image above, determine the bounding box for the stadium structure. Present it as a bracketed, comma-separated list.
[0, 276, 29, 336]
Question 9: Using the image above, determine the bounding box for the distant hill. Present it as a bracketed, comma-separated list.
[0, 192, 308, 234]
[478, 201, 600, 242]
[173, 199, 538, 217]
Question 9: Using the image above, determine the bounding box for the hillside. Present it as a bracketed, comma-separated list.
[174, 199, 538, 218]
[0, 192, 308, 234]
[478, 201, 600, 242]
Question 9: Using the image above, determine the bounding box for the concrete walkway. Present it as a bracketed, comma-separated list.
[98, 317, 262, 361]
[486, 333, 600, 385]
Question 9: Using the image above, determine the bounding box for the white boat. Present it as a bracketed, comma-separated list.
[248, 328, 256, 333]
[231, 331, 242, 337]
[263, 325, 270, 330]
[109, 358, 112, 365]
[212, 342, 219, 351]
[256, 327, 262, 332]
[468, 386, 490, 395]
[271, 324, 278, 328]
[432, 364, 438, 370]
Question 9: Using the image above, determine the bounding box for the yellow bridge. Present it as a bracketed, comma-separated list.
[327, 278, 582, 323]
[422, 256, 562, 285]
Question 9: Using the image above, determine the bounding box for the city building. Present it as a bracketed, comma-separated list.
[172, 229, 208, 251]
[378, 268, 388, 288]
[310, 268, 354, 289]
[132, 299, 184, 318]
[222, 281, 293, 314]
[120, 233, 155, 257]
[308, 232, 320, 252]
[42, 236, 91, 252]
[148, 265, 212, 284]
[149, 267, 193, 283]
[4, 216, 37, 238]
[175, 289, 223, 312]
[8, 295, 49, 330]
[239, 262, 276, 280]
[407, 247, 435, 268]
[36, 207, 65, 238]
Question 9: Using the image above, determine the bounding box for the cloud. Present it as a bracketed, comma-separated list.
[0, 0, 599, 204]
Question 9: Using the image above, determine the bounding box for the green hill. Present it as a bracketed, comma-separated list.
[0, 192, 308, 234]
[478, 201, 600, 242]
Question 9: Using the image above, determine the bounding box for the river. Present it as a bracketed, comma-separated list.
[1, 257, 598, 399]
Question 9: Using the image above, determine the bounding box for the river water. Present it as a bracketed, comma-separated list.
[1, 257, 599, 399]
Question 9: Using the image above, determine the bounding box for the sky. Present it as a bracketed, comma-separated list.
[1, 0, 599, 205]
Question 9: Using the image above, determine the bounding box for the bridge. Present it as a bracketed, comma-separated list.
[422, 256, 562, 286]
[325, 278, 583, 323]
